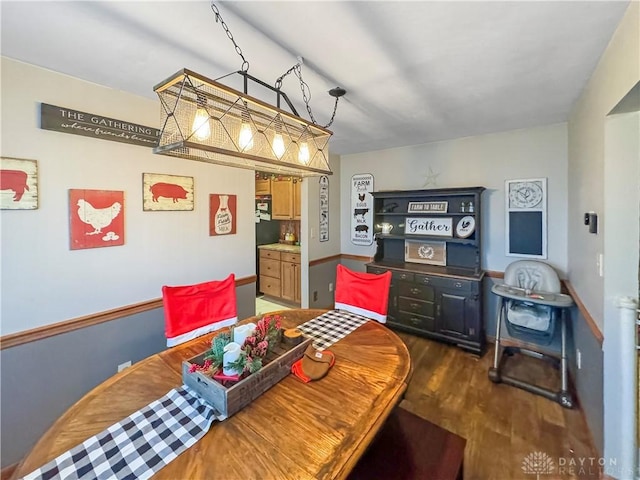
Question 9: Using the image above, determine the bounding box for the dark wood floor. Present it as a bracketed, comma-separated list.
[396, 332, 599, 480]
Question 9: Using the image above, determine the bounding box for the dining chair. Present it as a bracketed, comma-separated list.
[334, 264, 392, 323]
[162, 273, 238, 347]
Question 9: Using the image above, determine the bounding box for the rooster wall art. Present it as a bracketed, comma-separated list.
[69, 189, 125, 250]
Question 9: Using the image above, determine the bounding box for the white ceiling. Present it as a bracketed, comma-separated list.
[0, 1, 630, 155]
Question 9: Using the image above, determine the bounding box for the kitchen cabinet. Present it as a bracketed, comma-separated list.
[366, 186, 486, 355]
[280, 253, 301, 302]
[259, 249, 281, 298]
[259, 247, 301, 305]
[256, 178, 272, 195]
[271, 178, 302, 220]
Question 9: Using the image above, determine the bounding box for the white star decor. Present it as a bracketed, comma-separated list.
[422, 166, 440, 187]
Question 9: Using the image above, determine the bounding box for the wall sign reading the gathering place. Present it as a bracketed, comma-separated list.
[40, 103, 160, 148]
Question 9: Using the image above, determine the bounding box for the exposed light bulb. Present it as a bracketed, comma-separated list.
[191, 107, 211, 141]
[239, 122, 254, 150]
[238, 102, 253, 151]
[298, 142, 310, 165]
[272, 133, 286, 158]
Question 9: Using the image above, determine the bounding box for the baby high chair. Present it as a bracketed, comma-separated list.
[488, 260, 574, 408]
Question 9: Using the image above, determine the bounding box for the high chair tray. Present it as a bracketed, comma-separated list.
[492, 284, 573, 307]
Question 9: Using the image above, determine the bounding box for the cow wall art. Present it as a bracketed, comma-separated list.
[0, 157, 38, 210]
[142, 173, 194, 211]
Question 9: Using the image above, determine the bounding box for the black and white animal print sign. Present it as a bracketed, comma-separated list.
[350, 173, 374, 246]
[319, 176, 329, 242]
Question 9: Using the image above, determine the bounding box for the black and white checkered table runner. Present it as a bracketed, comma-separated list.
[22, 386, 219, 480]
[22, 311, 369, 480]
[297, 309, 370, 351]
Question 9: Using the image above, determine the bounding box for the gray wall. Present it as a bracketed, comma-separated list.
[1, 309, 164, 467]
[302, 154, 342, 307]
[308, 259, 340, 309]
[569, 308, 604, 456]
[0, 283, 256, 468]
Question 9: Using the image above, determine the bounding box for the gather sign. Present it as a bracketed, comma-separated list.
[405, 217, 453, 237]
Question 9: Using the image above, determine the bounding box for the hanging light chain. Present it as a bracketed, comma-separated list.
[274, 62, 341, 128]
[210, 2, 249, 72]
[208, 1, 343, 128]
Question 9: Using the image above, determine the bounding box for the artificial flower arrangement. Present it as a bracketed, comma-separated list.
[188, 314, 283, 382]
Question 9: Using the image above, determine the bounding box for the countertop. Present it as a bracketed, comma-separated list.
[258, 243, 301, 253]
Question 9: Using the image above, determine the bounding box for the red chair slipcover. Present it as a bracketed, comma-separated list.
[162, 274, 238, 347]
[334, 265, 392, 323]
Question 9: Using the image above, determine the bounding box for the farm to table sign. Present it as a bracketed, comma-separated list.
[351, 174, 374, 246]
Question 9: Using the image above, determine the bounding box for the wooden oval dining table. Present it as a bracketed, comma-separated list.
[14, 309, 412, 480]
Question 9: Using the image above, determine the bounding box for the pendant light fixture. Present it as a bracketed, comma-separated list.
[153, 2, 346, 177]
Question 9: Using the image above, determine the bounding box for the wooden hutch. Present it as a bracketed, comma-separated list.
[366, 187, 486, 355]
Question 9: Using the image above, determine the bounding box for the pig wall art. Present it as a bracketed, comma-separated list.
[142, 173, 194, 211]
[1, 157, 38, 210]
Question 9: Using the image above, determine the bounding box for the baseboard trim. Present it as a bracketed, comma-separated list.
[340, 254, 373, 263]
[309, 254, 341, 267]
[0, 275, 257, 351]
[484, 270, 505, 279]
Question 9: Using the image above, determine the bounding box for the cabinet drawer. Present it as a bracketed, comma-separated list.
[392, 271, 414, 282]
[281, 253, 300, 264]
[415, 274, 475, 292]
[398, 282, 434, 301]
[399, 297, 434, 317]
[260, 249, 281, 261]
[414, 274, 433, 286]
[397, 312, 435, 332]
[260, 258, 281, 278]
[259, 275, 281, 297]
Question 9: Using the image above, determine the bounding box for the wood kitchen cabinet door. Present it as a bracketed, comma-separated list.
[281, 261, 296, 301]
[280, 253, 301, 303]
[255, 178, 272, 195]
[294, 263, 301, 303]
[272, 179, 293, 220]
[294, 180, 302, 220]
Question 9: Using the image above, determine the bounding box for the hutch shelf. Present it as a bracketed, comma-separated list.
[366, 186, 486, 355]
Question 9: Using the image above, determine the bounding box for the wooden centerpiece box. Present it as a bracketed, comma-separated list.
[182, 336, 312, 419]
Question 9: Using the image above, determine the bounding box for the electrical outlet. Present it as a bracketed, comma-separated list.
[313, 290, 318, 302]
[328, 282, 334, 292]
[118, 361, 132, 372]
[576, 349, 582, 370]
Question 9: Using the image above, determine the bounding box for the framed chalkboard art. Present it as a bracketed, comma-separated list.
[505, 178, 547, 258]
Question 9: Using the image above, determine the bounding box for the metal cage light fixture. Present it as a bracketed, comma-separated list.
[152, 3, 345, 177]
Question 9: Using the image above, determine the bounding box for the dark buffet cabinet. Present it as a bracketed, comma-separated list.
[366, 187, 486, 355]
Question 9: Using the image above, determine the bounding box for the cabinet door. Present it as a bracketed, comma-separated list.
[387, 278, 398, 323]
[255, 178, 271, 195]
[293, 180, 302, 220]
[436, 289, 480, 340]
[281, 260, 296, 301]
[294, 263, 301, 303]
[272, 179, 293, 219]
